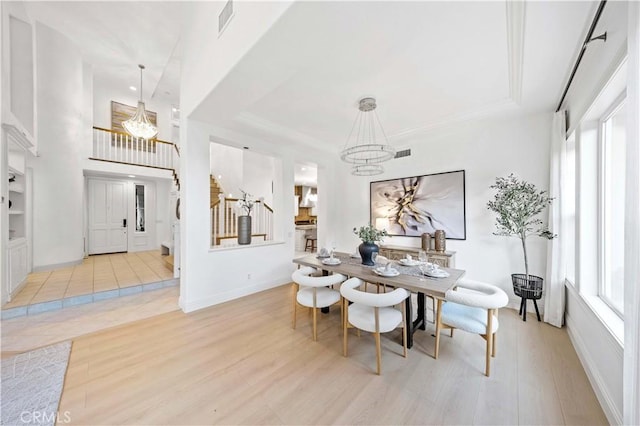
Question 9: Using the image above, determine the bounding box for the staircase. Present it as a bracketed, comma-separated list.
[210, 175, 223, 208]
[90, 127, 274, 248]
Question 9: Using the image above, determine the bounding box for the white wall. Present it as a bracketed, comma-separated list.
[330, 112, 553, 310]
[155, 179, 173, 248]
[29, 22, 86, 269]
[181, 1, 293, 118]
[93, 75, 174, 142]
[209, 142, 243, 197]
[243, 150, 275, 206]
[564, 1, 628, 133]
[179, 119, 295, 312]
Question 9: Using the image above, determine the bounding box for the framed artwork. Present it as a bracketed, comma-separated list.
[110, 101, 157, 151]
[370, 170, 466, 239]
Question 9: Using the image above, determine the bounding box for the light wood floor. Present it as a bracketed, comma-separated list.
[59, 284, 607, 425]
[3, 250, 174, 309]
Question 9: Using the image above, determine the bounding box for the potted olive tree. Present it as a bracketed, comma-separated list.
[487, 174, 555, 321]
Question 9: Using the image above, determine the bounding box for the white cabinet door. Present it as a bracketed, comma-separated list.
[8, 241, 28, 294]
[88, 179, 128, 254]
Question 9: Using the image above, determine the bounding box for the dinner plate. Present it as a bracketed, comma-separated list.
[373, 268, 400, 277]
[322, 258, 341, 265]
[398, 259, 422, 266]
[350, 253, 361, 258]
[424, 269, 450, 278]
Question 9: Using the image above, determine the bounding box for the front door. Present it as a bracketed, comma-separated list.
[88, 178, 128, 254]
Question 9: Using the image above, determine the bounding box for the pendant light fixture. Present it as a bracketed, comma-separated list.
[340, 97, 395, 176]
[123, 64, 158, 140]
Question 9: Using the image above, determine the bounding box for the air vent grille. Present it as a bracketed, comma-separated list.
[394, 149, 411, 159]
[219, 0, 234, 34]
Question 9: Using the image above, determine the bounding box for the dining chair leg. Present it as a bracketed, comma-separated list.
[434, 299, 443, 359]
[374, 307, 381, 375]
[313, 307, 317, 341]
[492, 309, 498, 357]
[343, 301, 349, 357]
[485, 309, 493, 377]
[375, 331, 382, 375]
[492, 332, 497, 357]
[292, 283, 298, 329]
[450, 328, 454, 337]
[402, 302, 407, 358]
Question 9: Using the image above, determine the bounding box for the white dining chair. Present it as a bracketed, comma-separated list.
[434, 279, 509, 376]
[340, 277, 410, 375]
[291, 266, 346, 341]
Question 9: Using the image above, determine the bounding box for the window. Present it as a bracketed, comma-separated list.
[564, 132, 576, 284]
[599, 99, 626, 316]
[135, 184, 145, 232]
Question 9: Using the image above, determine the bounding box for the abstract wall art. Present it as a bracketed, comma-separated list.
[370, 170, 466, 239]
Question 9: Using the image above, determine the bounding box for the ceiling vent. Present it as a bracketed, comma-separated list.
[394, 149, 411, 159]
[218, 0, 234, 34]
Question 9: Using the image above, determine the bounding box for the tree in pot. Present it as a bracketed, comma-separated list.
[487, 174, 556, 321]
[353, 224, 388, 266]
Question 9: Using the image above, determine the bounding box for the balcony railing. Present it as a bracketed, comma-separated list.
[92, 126, 178, 170]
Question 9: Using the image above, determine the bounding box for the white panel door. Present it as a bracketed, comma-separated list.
[88, 179, 128, 254]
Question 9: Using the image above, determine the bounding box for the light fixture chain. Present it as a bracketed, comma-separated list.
[343, 110, 361, 151]
[373, 109, 391, 145]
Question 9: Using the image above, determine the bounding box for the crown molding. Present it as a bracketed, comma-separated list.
[235, 112, 336, 152]
[387, 98, 519, 143]
[506, 0, 526, 106]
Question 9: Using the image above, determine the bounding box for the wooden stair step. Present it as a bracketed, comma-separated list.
[163, 255, 174, 271]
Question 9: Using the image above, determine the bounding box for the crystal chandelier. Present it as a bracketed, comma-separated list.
[123, 64, 158, 140]
[340, 97, 395, 176]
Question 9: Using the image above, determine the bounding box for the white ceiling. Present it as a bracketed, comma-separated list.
[24, 1, 182, 105]
[192, 1, 595, 152]
[22, 1, 596, 153]
[294, 163, 318, 187]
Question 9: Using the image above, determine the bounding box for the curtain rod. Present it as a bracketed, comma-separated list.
[555, 0, 608, 112]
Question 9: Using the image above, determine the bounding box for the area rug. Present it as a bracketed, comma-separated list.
[1, 341, 72, 426]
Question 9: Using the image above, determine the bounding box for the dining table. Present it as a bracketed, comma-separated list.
[292, 252, 466, 351]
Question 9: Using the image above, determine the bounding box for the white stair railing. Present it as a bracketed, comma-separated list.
[92, 126, 177, 170]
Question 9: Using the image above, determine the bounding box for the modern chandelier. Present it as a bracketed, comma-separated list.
[123, 64, 158, 140]
[340, 97, 395, 176]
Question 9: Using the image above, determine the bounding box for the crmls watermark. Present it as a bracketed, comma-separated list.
[20, 410, 71, 424]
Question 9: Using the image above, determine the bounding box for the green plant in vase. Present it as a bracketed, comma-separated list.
[353, 224, 388, 266]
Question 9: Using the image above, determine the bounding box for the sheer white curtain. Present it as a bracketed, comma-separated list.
[624, 2, 640, 424]
[544, 110, 567, 328]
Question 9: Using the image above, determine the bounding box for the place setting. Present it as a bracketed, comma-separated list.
[320, 244, 342, 265]
[418, 262, 450, 279]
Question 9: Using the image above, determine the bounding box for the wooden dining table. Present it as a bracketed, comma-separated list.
[292, 252, 466, 350]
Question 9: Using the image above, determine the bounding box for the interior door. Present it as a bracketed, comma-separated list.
[88, 178, 128, 254]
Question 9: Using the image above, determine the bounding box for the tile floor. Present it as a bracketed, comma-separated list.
[3, 250, 174, 310]
[1, 286, 180, 354]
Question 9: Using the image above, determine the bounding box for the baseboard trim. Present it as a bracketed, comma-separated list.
[32, 258, 84, 272]
[566, 311, 623, 425]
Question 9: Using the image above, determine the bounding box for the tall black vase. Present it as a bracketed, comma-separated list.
[238, 215, 252, 245]
[359, 242, 379, 266]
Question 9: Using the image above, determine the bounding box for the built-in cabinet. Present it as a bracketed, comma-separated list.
[2, 3, 37, 305]
[2, 126, 33, 303]
[378, 244, 456, 268]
